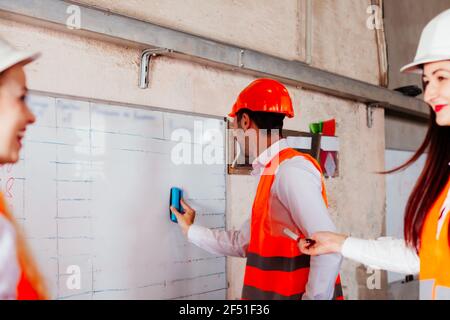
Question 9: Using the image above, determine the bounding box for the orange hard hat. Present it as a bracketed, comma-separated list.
[228, 78, 294, 118]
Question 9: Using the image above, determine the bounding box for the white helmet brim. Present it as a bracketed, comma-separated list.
[400, 9, 450, 75]
[401, 54, 450, 74]
[0, 46, 40, 74]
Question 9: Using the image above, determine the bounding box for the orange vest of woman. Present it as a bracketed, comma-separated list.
[0, 193, 40, 300]
[242, 148, 343, 300]
[419, 177, 450, 300]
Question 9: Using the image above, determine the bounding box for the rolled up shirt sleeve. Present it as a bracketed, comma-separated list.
[274, 158, 343, 300]
[0, 215, 20, 300]
[341, 237, 420, 275]
[187, 219, 250, 258]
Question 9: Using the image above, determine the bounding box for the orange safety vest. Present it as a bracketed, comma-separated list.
[0, 193, 40, 300]
[419, 176, 450, 300]
[242, 148, 343, 300]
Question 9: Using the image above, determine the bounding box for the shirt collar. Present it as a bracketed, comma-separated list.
[251, 139, 289, 176]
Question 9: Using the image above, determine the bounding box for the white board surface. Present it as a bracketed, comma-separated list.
[385, 149, 425, 284]
[0, 93, 227, 300]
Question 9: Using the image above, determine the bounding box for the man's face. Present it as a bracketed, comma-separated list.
[0, 65, 36, 164]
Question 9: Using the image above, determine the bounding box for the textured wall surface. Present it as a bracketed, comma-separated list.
[385, 115, 428, 152]
[73, 0, 304, 61]
[384, 0, 450, 90]
[1, 0, 387, 300]
[73, 0, 380, 84]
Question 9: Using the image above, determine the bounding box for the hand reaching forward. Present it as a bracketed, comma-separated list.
[298, 232, 348, 256]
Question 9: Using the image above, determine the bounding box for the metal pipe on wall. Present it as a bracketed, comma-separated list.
[371, 0, 389, 87]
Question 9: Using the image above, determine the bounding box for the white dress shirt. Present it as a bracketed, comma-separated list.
[188, 139, 342, 300]
[341, 237, 420, 275]
[0, 215, 20, 300]
[341, 186, 450, 275]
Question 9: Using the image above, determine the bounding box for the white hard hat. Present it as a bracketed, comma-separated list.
[0, 38, 40, 74]
[401, 9, 450, 74]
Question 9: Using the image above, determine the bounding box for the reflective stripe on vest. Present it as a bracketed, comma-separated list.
[419, 280, 434, 300]
[419, 177, 450, 300]
[420, 280, 450, 300]
[0, 193, 40, 300]
[242, 148, 343, 300]
[242, 282, 344, 301]
[436, 286, 450, 300]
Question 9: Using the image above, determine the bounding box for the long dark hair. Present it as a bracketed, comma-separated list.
[386, 111, 450, 252]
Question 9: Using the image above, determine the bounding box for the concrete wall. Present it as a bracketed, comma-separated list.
[384, 0, 450, 90]
[73, 0, 381, 85]
[1, 0, 387, 300]
[385, 115, 428, 152]
[383, 0, 445, 160]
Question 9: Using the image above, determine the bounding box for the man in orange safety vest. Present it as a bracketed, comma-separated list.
[171, 78, 343, 300]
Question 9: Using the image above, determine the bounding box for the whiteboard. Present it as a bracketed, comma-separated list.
[385, 149, 425, 284]
[0, 93, 227, 300]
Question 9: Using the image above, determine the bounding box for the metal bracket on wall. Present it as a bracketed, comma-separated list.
[238, 50, 245, 68]
[367, 104, 375, 128]
[139, 48, 173, 89]
[366, 103, 386, 128]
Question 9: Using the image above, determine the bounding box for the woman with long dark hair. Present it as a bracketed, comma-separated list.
[298, 9, 450, 300]
[0, 38, 48, 299]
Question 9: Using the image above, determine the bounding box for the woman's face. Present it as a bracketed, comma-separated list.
[423, 60, 450, 126]
[0, 65, 36, 164]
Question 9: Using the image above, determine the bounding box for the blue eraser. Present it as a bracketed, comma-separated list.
[170, 187, 183, 223]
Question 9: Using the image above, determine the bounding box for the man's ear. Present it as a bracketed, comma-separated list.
[240, 113, 251, 131]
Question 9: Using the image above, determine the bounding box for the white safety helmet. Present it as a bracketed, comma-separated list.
[401, 9, 450, 74]
[0, 38, 40, 74]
